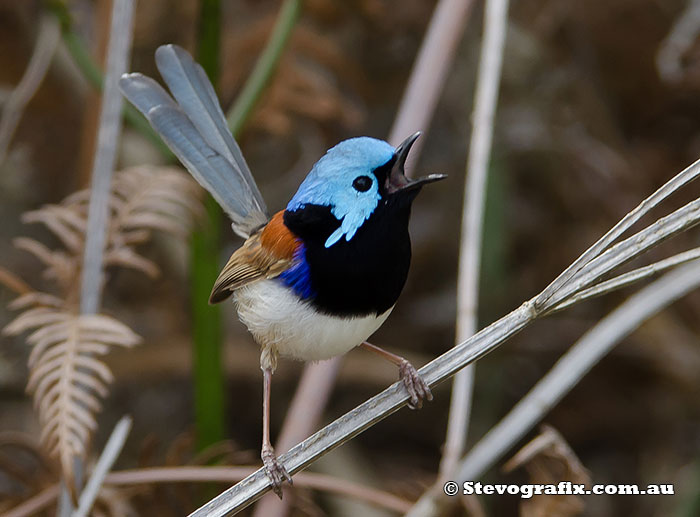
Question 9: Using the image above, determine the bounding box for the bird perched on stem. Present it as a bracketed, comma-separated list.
[120, 44, 445, 497]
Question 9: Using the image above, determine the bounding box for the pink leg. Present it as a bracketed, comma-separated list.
[261, 367, 292, 498]
[360, 342, 433, 409]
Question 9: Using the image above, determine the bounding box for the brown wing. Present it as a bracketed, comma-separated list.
[209, 211, 299, 304]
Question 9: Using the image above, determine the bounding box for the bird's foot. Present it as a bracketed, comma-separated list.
[262, 446, 292, 498]
[399, 360, 433, 410]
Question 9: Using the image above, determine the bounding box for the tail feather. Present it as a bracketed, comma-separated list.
[119, 45, 268, 238]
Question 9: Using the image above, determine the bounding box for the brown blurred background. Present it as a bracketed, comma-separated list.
[1, 0, 699, 515]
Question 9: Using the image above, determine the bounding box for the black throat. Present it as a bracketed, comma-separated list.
[283, 191, 419, 318]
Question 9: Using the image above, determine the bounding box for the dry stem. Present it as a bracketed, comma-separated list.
[188, 154, 700, 516]
[441, 0, 510, 485]
[458, 259, 700, 480]
[1, 465, 411, 517]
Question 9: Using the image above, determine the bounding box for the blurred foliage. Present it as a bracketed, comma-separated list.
[191, 0, 226, 453]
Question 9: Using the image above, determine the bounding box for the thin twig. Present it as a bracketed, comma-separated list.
[552, 247, 700, 312]
[72, 416, 132, 517]
[0, 15, 60, 164]
[188, 153, 700, 516]
[1, 466, 412, 517]
[543, 194, 700, 313]
[108, 467, 411, 514]
[441, 0, 510, 485]
[226, 0, 301, 136]
[534, 157, 700, 311]
[0, 266, 33, 295]
[0, 485, 61, 517]
[456, 259, 700, 481]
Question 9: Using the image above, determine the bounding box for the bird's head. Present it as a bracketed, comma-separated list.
[286, 133, 446, 248]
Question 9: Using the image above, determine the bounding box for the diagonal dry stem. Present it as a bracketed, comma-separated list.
[542, 194, 700, 313]
[188, 154, 700, 516]
[551, 248, 700, 312]
[456, 260, 700, 482]
[73, 416, 132, 517]
[534, 157, 700, 311]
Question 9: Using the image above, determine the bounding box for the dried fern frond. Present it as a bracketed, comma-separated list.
[13, 237, 80, 295]
[104, 166, 203, 276]
[8, 291, 65, 310]
[0, 265, 33, 296]
[103, 247, 160, 279]
[2, 165, 199, 495]
[110, 166, 204, 240]
[22, 204, 88, 254]
[3, 304, 141, 494]
[17, 165, 203, 291]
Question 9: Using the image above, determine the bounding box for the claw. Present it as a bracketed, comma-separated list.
[399, 360, 433, 410]
[262, 447, 292, 498]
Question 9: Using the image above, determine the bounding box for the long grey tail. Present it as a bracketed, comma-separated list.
[119, 44, 269, 238]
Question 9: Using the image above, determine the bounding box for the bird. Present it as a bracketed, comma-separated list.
[119, 44, 446, 497]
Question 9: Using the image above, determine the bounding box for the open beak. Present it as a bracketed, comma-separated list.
[386, 131, 447, 194]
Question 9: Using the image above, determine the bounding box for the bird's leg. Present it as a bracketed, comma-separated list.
[261, 366, 292, 498]
[360, 341, 433, 409]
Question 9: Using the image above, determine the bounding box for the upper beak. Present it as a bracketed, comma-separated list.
[386, 131, 447, 194]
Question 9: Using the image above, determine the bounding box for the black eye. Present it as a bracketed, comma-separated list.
[352, 175, 373, 192]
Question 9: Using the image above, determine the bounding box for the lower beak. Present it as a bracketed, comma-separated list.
[386, 132, 447, 194]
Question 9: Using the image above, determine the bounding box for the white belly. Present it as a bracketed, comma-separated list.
[234, 279, 392, 366]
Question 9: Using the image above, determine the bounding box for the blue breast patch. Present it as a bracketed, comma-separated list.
[279, 243, 315, 300]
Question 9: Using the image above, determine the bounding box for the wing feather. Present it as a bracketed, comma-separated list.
[119, 45, 269, 238]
